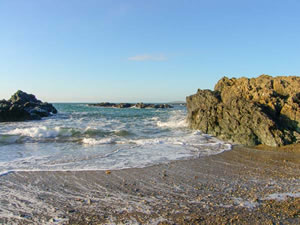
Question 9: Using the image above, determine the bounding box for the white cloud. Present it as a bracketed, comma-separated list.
[128, 54, 167, 61]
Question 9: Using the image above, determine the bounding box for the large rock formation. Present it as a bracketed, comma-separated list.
[0, 90, 57, 122]
[88, 102, 173, 109]
[186, 75, 300, 147]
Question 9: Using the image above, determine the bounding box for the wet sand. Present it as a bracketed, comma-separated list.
[0, 145, 299, 224]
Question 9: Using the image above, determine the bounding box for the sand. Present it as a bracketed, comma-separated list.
[0, 145, 299, 224]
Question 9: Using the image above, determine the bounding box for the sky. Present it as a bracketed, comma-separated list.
[0, 0, 300, 102]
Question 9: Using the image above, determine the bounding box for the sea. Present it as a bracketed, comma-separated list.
[0, 103, 231, 175]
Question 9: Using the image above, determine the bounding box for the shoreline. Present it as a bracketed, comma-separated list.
[0, 145, 299, 224]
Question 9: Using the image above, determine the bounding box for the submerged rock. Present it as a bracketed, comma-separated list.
[186, 75, 300, 147]
[88, 102, 173, 109]
[0, 90, 57, 122]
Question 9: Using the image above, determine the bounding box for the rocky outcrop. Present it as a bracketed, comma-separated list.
[186, 75, 300, 147]
[0, 90, 57, 122]
[88, 102, 173, 109]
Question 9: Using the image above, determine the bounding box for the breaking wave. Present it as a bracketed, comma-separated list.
[0, 103, 232, 174]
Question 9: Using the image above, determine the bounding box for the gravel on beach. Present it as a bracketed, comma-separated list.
[0, 145, 299, 224]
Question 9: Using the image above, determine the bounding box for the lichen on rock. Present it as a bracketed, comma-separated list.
[186, 75, 300, 147]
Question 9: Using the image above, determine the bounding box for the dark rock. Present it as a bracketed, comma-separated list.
[0, 102, 32, 122]
[155, 104, 173, 109]
[116, 103, 134, 108]
[186, 75, 300, 147]
[10, 90, 41, 104]
[88, 102, 173, 109]
[134, 103, 173, 109]
[0, 90, 57, 122]
[29, 107, 50, 117]
[135, 102, 145, 108]
[89, 102, 117, 107]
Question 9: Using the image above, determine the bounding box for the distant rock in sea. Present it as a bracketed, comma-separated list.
[0, 90, 57, 122]
[88, 102, 173, 109]
[186, 75, 300, 147]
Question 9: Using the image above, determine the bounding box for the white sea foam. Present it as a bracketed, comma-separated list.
[157, 119, 187, 128]
[0, 104, 235, 223]
[82, 137, 115, 145]
[233, 198, 258, 209]
[264, 192, 300, 201]
[7, 126, 74, 138]
[0, 104, 232, 174]
[156, 111, 187, 128]
[131, 138, 165, 145]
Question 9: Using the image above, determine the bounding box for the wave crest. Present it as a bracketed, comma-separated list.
[82, 137, 115, 145]
[156, 111, 187, 128]
[7, 126, 75, 138]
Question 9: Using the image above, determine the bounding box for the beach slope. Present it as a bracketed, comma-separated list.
[0, 145, 299, 224]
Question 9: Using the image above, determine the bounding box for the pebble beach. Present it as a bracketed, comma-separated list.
[1, 144, 299, 224]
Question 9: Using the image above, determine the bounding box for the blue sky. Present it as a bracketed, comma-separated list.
[0, 0, 299, 102]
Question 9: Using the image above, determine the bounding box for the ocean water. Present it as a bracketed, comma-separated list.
[0, 103, 231, 175]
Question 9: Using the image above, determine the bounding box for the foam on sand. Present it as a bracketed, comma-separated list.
[264, 192, 300, 201]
